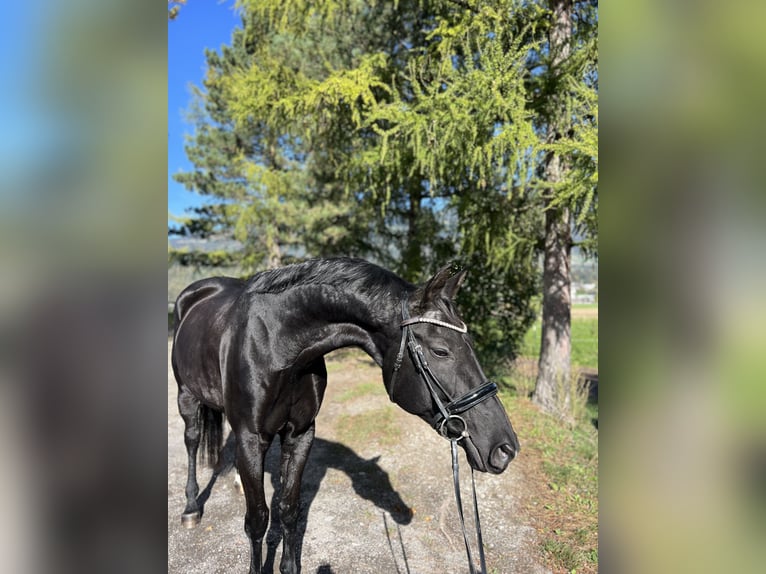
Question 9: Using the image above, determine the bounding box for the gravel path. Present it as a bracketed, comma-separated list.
[168, 342, 550, 574]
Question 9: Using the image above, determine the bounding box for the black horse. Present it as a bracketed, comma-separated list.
[171, 258, 519, 574]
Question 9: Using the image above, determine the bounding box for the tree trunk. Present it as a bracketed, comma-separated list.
[267, 232, 282, 269]
[265, 135, 283, 270]
[402, 185, 424, 282]
[533, 197, 573, 420]
[532, 0, 574, 421]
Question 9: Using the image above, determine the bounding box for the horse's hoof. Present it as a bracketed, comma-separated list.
[181, 511, 201, 528]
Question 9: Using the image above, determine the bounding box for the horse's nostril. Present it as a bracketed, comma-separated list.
[501, 443, 516, 460]
[490, 443, 516, 472]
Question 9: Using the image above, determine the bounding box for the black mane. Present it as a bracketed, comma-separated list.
[245, 258, 413, 300]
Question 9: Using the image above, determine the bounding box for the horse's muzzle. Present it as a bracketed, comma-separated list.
[488, 443, 517, 474]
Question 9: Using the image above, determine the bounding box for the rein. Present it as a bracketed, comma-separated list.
[389, 300, 498, 574]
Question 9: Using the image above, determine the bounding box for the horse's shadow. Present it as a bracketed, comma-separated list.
[197, 431, 413, 574]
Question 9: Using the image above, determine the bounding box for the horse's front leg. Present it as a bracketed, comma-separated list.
[236, 430, 272, 574]
[278, 422, 315, 574]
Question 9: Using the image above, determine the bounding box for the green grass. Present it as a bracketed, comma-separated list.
[571, 317, 598, 370]
[500, 389, 599, 573]
[520, 315, 598, 371]
[499, 309, 598, 573]
[541, 538, 581, 572]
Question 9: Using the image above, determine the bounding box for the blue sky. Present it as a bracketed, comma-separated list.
[168, 1, 242, 226]
[0, 0, 51, 184]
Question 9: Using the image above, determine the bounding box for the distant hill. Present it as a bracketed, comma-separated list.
[168, 236, 242, 252]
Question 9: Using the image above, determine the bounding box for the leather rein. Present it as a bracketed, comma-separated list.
[389, 300, 498, 574]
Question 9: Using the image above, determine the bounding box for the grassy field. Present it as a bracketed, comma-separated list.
[500, 307, 599, 573]
[519, 306, 598, 371]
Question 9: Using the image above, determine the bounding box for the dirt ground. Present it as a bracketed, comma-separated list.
[571, 306, 598, 319]
[168, 341, 551, 574]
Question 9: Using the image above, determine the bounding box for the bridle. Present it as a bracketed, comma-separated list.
[388, 300, 499, 574]
[389, 301, 498, 439]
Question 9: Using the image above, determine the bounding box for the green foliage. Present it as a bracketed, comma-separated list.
[172, 20, 376, 270]
[228, 1, 541, 197]
[540, 78, 599, 255]
[168, 247, 238, 268]
[455, 250, 539, 371]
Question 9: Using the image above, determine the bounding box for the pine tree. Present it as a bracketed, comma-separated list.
[171, 16, 374, 270]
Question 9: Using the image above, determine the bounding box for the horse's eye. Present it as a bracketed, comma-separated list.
[431, 347, 450, 359]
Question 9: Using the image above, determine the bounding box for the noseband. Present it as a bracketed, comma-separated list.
[389, 300, 499, 574]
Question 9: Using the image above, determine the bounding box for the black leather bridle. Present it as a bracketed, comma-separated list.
[388, 300, 499, 574]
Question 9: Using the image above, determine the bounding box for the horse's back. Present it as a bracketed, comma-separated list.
[172, 276, 246, 408]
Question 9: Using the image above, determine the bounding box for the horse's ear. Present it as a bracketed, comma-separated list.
[422, 264, 467, 304]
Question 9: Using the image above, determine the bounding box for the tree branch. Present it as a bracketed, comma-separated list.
[444, 0, 480, 14]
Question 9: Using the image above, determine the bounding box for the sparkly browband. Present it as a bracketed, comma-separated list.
[400, 316, 467, 333]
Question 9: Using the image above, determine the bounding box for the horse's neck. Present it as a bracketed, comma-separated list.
[281, 285, 402, 367]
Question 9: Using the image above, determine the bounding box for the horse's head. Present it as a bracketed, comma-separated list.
[383, 265, 520, 474]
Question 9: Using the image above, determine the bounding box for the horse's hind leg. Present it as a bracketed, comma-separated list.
[236, 430, 272, 574]
[227, 420, 244, 493]
[178, 386, 203, 527]
[278, 422, 315, 574]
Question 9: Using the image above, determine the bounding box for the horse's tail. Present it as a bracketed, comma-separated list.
[199, 404, 224, 468]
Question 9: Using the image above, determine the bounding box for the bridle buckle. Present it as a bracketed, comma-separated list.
[438, 414, 470, 441]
